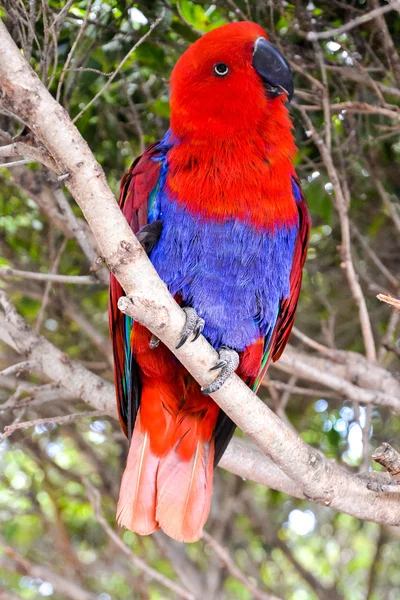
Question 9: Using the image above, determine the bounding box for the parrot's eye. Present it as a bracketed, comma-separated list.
[213, 63, 229, 77]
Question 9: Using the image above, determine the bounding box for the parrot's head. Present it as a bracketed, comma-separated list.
[170, 21, 294, 141]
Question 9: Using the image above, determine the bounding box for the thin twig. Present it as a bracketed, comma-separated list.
[0, 158, 34, 168]
[306, 1, 400, 40]
[56, 0, 94, 102]
[203, 531, 281, 600]
[0, 267, 99, 285]
[84, 480, 196, 600]
[377, 294, 400, 310]
[0, 410, 108, 442]
[72, 10, 165, 123]
[35, 237, 67, 332]
[296, 106, 377, 363]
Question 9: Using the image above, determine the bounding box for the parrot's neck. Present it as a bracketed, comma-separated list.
[165, 107, 298, 231]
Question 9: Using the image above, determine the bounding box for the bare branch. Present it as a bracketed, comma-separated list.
[0, 158, 34, 168]
[296, 106, 377, 363]
[0, 141, 58, 170]
[0, 290, 115, 416]
[203, 531, 281, 600]
[0, 409, 107, 442]
[0, 267, 99, 285]
[372, 443, 400, 483]
[377, 294, 400, 310]
[84, 480, 197, 600]
[275, 349, 400, 413]
[306, 2, 400, 41]
[3, 545, 97, 600]
[56, 0, 94, 102]
[72, 10, 166, 123]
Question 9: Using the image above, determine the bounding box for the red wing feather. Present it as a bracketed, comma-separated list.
[108, 142, 162, 437]
[272, 179, 311, 361]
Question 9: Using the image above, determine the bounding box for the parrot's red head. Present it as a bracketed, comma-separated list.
[167, 21, 298, 229]
[170, 21, 294, 142]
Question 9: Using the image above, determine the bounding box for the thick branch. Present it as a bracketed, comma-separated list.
[275, 348, 400, 413]
[0, 291, 114, 416]
[0, 141, 57, 170]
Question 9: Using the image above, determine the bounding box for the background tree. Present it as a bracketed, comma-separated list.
[1, 1, 400, 599]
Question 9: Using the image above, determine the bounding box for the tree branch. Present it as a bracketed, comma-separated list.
[0, 266, 99, 285]
[0, 141, 58, 171]
[84, 480, 196, 600]
[0, 290, 114, 416]
[372, 443, 400, 483]
[202, 531, 280, 600]
[305, 1, 400, 41]
[377, 294, 400, 310]
[0, 409, 107, 442]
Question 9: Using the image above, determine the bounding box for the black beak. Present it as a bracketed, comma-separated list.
[252, 37, 293, 102]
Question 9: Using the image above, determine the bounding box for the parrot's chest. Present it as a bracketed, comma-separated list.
[149, 193, 297, 352]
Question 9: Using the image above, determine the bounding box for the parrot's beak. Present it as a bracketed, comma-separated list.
[252, 37, 294, 102]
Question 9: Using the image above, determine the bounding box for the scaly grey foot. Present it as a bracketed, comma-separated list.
[176, 307, 205, 349]
[201, 346, 239, 395]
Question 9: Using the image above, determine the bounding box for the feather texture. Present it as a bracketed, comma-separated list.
[116, 411, 159, 535]
[156, 440, 214, 543]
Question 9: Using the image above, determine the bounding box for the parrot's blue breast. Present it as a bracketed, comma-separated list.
[147, 135, 298, 351]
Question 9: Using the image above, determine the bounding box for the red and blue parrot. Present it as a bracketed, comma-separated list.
[109, 21, 310, 543]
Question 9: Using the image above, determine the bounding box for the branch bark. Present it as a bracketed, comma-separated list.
[0, 291, 114, 416]
[372, 443, 400, 483]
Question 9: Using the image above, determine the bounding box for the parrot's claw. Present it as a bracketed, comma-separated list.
[176, 307, 205, 349]
[201, 346, 239, 395]
[149, 334, 160, 349]
[136, 220, 162, 255]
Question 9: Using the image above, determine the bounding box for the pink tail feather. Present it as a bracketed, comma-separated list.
[156, 440, 214, 543]
[117, 412, 215, 542]
[116, 411, 160, 536]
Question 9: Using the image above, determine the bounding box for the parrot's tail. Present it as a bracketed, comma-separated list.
[156, 437, 214, 542]
[116, 407, 215, 543]
[116, 411, 160, 536]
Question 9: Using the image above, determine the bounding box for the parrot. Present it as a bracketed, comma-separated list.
[109, 21, 310, 543]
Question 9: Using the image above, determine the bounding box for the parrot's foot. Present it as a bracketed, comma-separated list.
[176, 307, 205, 349]
[149, 334, 160, 349]
[201, 346, 239, 395]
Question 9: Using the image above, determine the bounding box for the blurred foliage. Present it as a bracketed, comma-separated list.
[1, 1, 400, 599]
